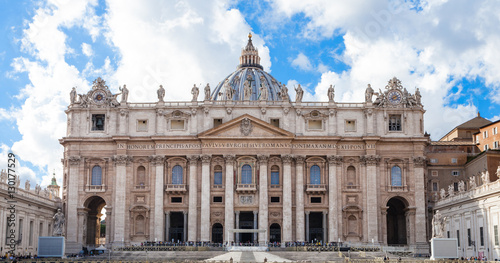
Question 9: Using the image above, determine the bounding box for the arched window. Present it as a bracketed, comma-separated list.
[241, 164, 252, 184]
[214, 165, 222, 185]
[391, 165, 402, 186]
[310, 165, 321, 185]
[135, 215, 145, 235]
[91, 165, 102, 185]
[172, 165, 183, 184]
[137, 166, 146, 186]
[347, 166, 356, 186]
[271, 165, 280, 185]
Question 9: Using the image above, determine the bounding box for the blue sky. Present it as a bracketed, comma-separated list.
[0, 0, 499, 187]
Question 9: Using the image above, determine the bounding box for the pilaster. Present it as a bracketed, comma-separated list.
[112, 154, 131, 246]
[67, 156, 81, 244]
[224, 155, 235, 243]
[257, 155, 269, 245]
[361, 154, 380, 243]
[413, 156, 427, 244]
[295, 155, 305, 242]
[282, 154, 293, 243]
[200, 154, 212, 242]
[327, 155, 342, 242]
[150, 155, 165, 241]
[187, 155, 199, 242]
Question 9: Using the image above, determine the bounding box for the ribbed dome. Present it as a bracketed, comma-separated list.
[211, 34, 289, 102]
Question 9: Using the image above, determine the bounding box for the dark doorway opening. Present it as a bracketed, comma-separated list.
[309, 212, 323, 242]
[387, 197, 408, 245]
[84, 196, 106, 247]
[169, 212, 185, 242]
[238, 212, 255, 243]
[269, 223, 281, 243]
[212, 223, 223, 243]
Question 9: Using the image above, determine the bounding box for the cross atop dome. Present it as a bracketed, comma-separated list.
[239, 32, 262, 69]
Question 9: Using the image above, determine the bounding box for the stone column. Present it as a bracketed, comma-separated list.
[200, 155, 212, 242]
[165, 212, 170, 241]
[323, 211, 328, 243]
[406, 208, 416, 245]
[183, 211, 187, 242]
[295, 155, 305, 242]
[151, 155, 165, 241]
[77, 210, 88, 245]
[113, 155, 130, 246]
[253, 211, 258, 242]
[282, 155, 293, 243]
[235, 211, 240, 244]
[105, 210, 112, 246]
[305, 211, 310, 242]
[327, 155, 342, 242]
[257, 155, 269, 245]
[224, 155, 236, 243]
[187, 155, 199, 242]
[380, 207, 388, 245]
[66, 156, 81, 244]
[362, 155, 380, 243]
[413, 157, 427, 245]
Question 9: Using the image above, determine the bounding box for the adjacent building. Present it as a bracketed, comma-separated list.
[0, 170, 61, 256]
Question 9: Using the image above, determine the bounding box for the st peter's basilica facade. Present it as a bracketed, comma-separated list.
[60, 35, 429, 254]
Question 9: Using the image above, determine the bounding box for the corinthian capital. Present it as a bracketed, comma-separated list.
[412, 156, 426, 168]
[361, 155, 380, 166]
[257, 155, 269, 163]
[149, 155, 165, 166]
[327, 155, 343, 165]
[187, 155, 200, 164]
[201, 154, 212, 164]
[281, 154, 293, 164]
[113, 154, 131, 165]
[294, 155, 305, 165]
[68, 156, 81, 166]
[224, 154, 236, 164]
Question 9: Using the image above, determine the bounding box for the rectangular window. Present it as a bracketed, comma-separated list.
[454, 182, 458, 191]
[476, 135, 480, 144]
[484, 131, 488, 138]
[480, 227, 484, 246]
[345, 120, 356, 132]
[468, 228, 471, 246]
[270, 197, 280, 203]
[494, 141, 499, 149]
[494, 127, 498, 135]
[213, 196, 223, 203]
[171, 197, 182, 203]
[432, 182, 438, 192]
[311, 197, 322, 203]
[447, 231, 450, 238]
[39, 222, 43, 237]
[452, 171, 460, 176]
[430, 159, 438, 164]
[213, 118, 223, 128]
[271, 171, 279, 185]
[270, 119, 280, 128]
[19, 219, 23, 243]
[484, 145, 489, 151]
[451, 158, 457, 164]
[91, 114, 105, 131]
[457, 230, 460, 247]
[171, 120, 185, 130]
[495, 225, 499, 246]
[389, 115, 402, 131]
[137, 120, 148, 132]
[308, 120, 322, 130]
[214, 171, 222, 185]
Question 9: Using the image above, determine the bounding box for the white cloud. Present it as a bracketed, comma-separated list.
[271, 0, 500, 139]
[291, 53, 313, 71]
[0, 143, 38, 188]
[81, 43, 93, 57]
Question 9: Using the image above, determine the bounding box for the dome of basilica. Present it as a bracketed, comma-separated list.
[211, 34, 289, 102]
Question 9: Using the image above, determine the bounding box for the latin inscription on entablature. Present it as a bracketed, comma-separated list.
[118, 142, 375, 150]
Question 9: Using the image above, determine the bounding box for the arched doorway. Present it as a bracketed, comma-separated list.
[212, 223, 223, 243]
[386, 197, 408, 245]
[269, 223, 281, 243]
[84, 196, 106, 247]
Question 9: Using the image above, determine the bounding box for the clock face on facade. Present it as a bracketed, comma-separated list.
[388, 90, 402, 104]
[93, 91, 106, 104]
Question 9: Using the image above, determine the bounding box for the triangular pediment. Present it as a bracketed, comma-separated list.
[198, 114, 294, 139]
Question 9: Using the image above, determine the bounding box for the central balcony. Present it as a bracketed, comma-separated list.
[165, 184, 188, 194]
[236, 183, 257, 193]
[306, 184, 327, 194]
